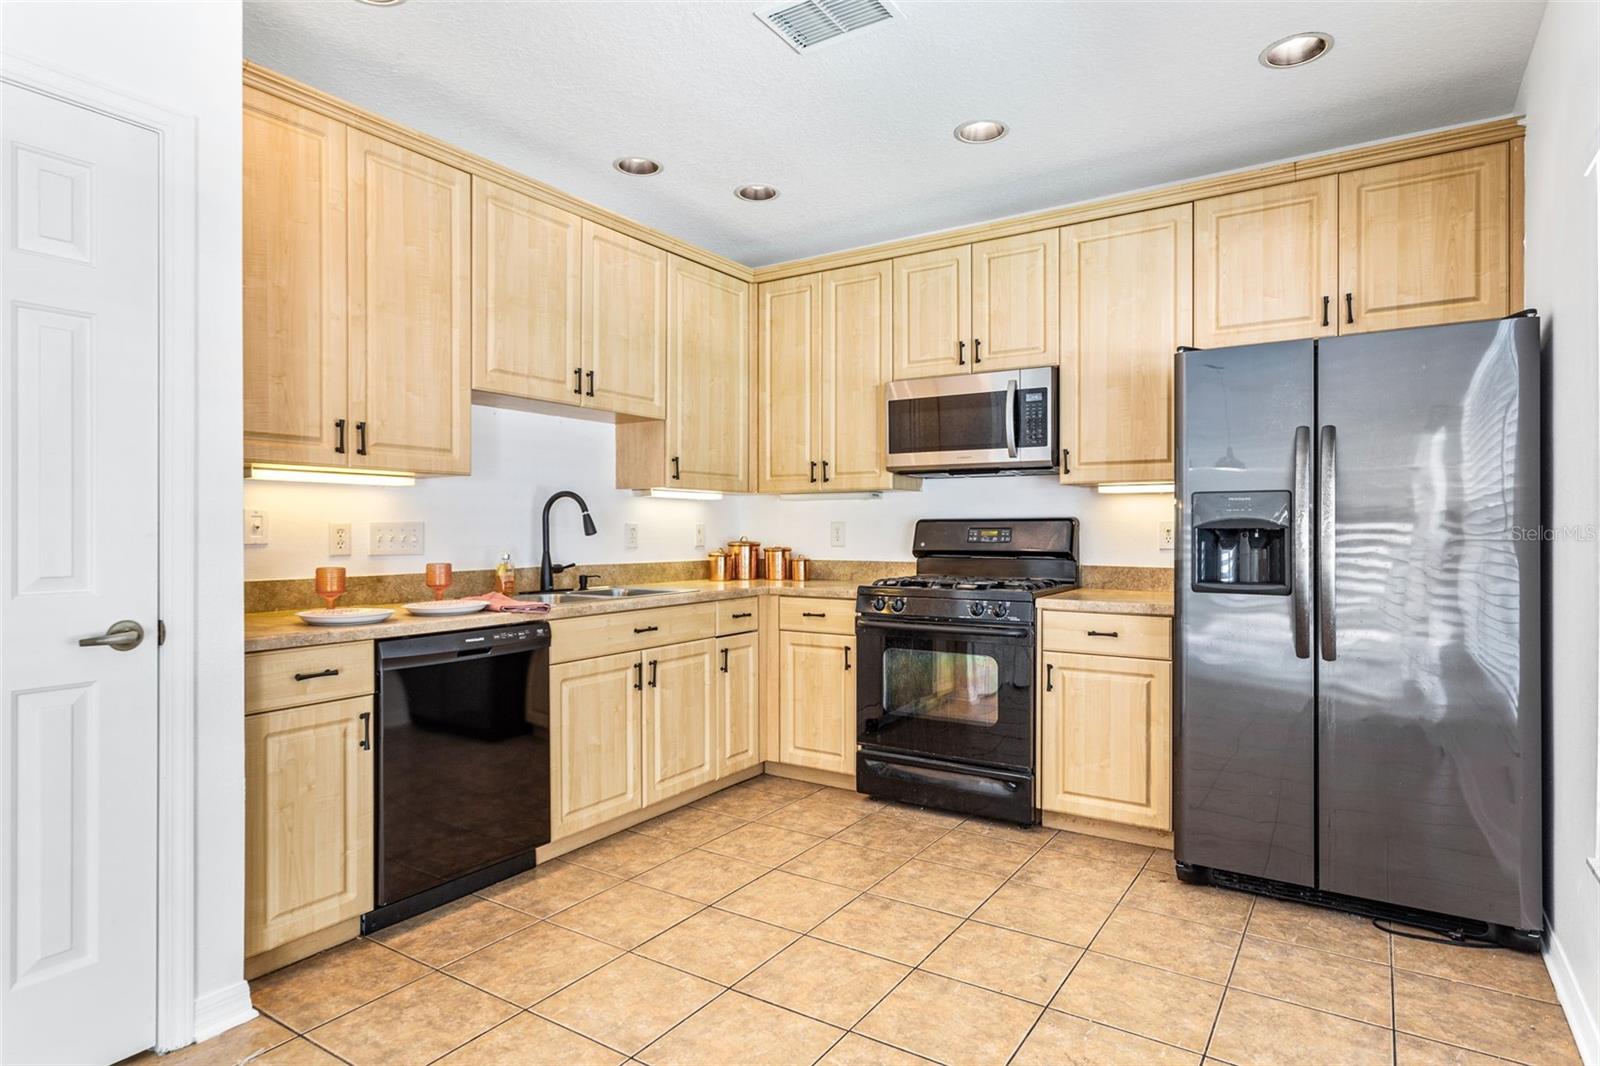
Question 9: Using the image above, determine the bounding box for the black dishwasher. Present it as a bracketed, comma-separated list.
[363, 624, 551, 933]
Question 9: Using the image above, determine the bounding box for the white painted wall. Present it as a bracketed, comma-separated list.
[243, 405, 1175, 581]
[2, 0, 248, 1044]
[1516, 2, 1600, 1060]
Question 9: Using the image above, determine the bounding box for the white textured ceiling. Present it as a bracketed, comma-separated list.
[243, 0, 1543, 267]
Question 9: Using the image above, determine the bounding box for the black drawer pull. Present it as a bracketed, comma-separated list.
[1045, 663, 1054, 691]
[720, 648, 729, 673]
[843, 646, 851, 671]
[731, 611, 753, 619]
[1322, 295, 1330, 327]
[573, 368, 583, 395]
[633, 661, 643, 690]
[633, 625, 659, 634]
[586, 370, 595, 397]
[359, 711, 371, 751]
[802, 612, 826, 618]
[648, 659, 658, 688]
[1086, 630, 1119, 638]
[355, 421, 368, 456]
[334, 418, 347, 455]
[294, 668, 340, 682]
[1345, 292, 1354, 324]
[957, 339, 966, 365]
[973, 337, 982, 363]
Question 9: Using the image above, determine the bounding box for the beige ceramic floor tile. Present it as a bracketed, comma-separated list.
[761, 796, 874, 837]
[636, 907, 799, 984]
[1208, 988, 1393, 1066]
[817, 1032, 936, 1065]
[1391, 936, 1557, 1002]
[435, 1013, 623, 1065]
[1394, 970, 1581, 1065]
[781, 838, 906, 890]
[630, 805, 747, 848]
[1012, 848, 1141, 902]
[972, 880, 1114, 946]
[1014, 1009, 1202, 1066]
[547, 881, 702, 949]
[701, 821, 825, 866]
[632, 847, 768, 903]
[532, 954, 720, 1056]
[1042, 830, 1157, 868]
[868, 858, 1005, 917]
[1229, 935, 1392, 1026]
[833, 814, 952, 857]
[637, 990, 844, 1066]
[915, 829, 1041, 877]
[736, 936, 911, 1028]
[1091, 905, 1241, 983]
[444, 921, 622, 1006]
[857, 971, 1042, 1064]
[878, 803, 969, 829]
[1245, 896, 1391, 964]
[956, 817, 1058, 846]
[1050, 951, 1223, 1052]
[562, 830, 688, 877]
[1119, 864, 1254, 932]
[306, 972, 517, 1065]
[716, 870, 860, 932]
[369, 895, 534, 967]
[478, 859, 621, 918]
[920, 919, 1082, 1004]
[128, 1015, 294, 1066]
[811, 894, 962, 965]
[742, 774, 826, 802]
[250, 1037, 345, 1065]
[1395, 1032, 1518, 1065]
[249, 938, 429, 1032]
[692, 786, 793, 820]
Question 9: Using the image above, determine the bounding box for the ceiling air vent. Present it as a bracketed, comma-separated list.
[757, 0, 900, 54]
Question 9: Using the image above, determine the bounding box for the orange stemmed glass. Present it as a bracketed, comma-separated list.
[314, 567, 347, 611]
[424, 562, 453, 601]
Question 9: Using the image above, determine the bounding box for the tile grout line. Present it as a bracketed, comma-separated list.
[1198, 892, 1256, 1061]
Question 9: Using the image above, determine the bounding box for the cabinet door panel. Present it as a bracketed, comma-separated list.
[718, 633, 760, 776]
[821, 261, 895, 491]
[644, 639, 717, 805]
[550, 651, 643, 838]
[1338, 144, 1508, 333]
[346, 130, 472, 474]
[758, 275, 823, 493]
[583, 221, 667, 418]
[245, 697, 373, 956]
[243, 89, 348, 467]
[972, 230, 1059, 371]
[1039, 652, 1171, 830]
[1060, 205, 1190, 485]
[472, 177, 582, 403]
[893, 246, 972, 379]
[778, 631, 855, 775]
[1194, 177, 1337, 348]
[668, 258, 750, 491]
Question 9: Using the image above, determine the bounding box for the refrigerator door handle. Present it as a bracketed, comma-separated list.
[1291, 425, 1313, 658]
[1318, 425, 1338, 660]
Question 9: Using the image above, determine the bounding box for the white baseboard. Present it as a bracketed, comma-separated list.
[1545, 924, 1599, 1066]
[190, 981, 258, 1047]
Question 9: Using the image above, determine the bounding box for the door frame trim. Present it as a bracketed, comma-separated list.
[1, 52, 208, 1053]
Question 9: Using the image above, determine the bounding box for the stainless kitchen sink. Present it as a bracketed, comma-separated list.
[562, 586, 687, 599]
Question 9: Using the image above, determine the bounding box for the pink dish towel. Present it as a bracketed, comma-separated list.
[466, 591, 552, 614]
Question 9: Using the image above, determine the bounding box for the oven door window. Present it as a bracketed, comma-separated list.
[884, 648, 1000, 726]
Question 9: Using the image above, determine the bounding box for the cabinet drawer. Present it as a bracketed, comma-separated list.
[1042, 612, 1170, 660]
[778, 597, 854, 635]
[550, 603, 716, 664]
[716, 597, 759, 635]
[245, 641, 375, 714]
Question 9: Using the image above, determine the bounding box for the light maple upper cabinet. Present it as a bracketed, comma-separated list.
[582, 220, 668, 418]
[758, 274, 824, 493]
[1337, 143, 1509, 333]
[1194, 176, 1339, 349]
[471, 176, 582, 404]
[777, 630, 856, 776]
[971, 230, 1060, 371]
[243, 89, 348, 467]
[820, 262, 906, 492]
[893, 245, 972, 378]
[1060, 205, 1191, 484]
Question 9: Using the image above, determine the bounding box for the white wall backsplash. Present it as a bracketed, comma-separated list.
[245, 405, 1176, 580]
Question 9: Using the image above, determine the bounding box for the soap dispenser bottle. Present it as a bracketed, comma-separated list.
[496, 552, 516, 597]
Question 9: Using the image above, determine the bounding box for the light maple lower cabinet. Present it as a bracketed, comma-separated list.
[717, 632, 761, 776]
[244, 695, 374, 958]
[778, 630, 856, 776]
[643, 638, 718, 805]
[549, 650, 645, 839]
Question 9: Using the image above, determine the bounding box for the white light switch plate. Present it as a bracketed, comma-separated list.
[694, 523, 706, 550]
[624, 523, 639, 550]
[830, 521, 847, 548]
[370, 521, 425, 556]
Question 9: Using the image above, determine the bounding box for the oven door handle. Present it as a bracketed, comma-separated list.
[856, 617, 1031, 641]
[1004, 378, 1018, 459]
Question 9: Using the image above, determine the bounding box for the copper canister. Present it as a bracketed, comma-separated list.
[707, 550, 729, 582]
[763, 546, 790, 582]
[727, 538, 759, 580]
[790, 555, 809, 583]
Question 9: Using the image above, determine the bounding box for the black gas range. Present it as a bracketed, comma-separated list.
[854, 518, 1079, 825]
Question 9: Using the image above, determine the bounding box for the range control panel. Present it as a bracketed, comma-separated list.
[1018, 388, 1050, 446]
[966, 527, 1013, 544]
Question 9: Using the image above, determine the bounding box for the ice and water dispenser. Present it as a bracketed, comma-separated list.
[1190, 491, 1291, 594]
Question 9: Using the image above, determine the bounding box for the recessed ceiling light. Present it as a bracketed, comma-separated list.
[1259, 32, 1332, 68]
[954, 120, 1008, 144]
[613, 157, 662, 176]
[735, 184, 780, 202]
[353, 0, 405, 6]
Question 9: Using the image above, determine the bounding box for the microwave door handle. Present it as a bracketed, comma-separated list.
[1005, 379, 1018, 458]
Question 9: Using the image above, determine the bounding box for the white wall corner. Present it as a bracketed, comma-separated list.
[189, 982, 257, 1048]
[1545, 925, 1600, 1066]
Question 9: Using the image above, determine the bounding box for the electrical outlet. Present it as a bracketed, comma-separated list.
[1159, 519, 1176, 551]
[244, 509, 268, 546]
[370, 521, 425, 556]
[624, 523, 639, 550]
[329, 522, 352, 557]
[830, 521, 846, 548]
[694, 523, 706, 550]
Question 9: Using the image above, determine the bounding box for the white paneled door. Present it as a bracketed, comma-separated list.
[1, 81, 161, 1063]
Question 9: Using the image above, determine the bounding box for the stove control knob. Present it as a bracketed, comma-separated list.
[993, 602, 1010, 618]
[891, 598, 906, 613]
[968, 602, 986, 617]
[872, 596, 887, 612]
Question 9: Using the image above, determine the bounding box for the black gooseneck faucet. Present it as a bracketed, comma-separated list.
[539, 491, 599, 592]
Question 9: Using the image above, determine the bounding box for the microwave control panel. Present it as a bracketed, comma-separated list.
[1019, 388, 1050, 446]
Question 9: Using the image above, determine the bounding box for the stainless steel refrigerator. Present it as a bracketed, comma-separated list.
[1174, 314, 1542, 949]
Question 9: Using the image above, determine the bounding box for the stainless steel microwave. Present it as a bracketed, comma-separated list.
[885, 366, 1058, 476]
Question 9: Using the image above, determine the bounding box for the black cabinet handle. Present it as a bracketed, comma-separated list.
[1061, 448, 1071, 475]
[648, 659, 658, 688]
[821, 460, 830, 483]
[973, 337, 982, 364]
[355, 421, 368, 456]
[1345, 293, 1354, 324]
[810, 460, 818, 484]
[1086, 629, 1119, 638]
[586, 370, 595, 397]
[732, 612, 752, 619]
[1322, 295, 1330, 327]
[843, 646, 852, 671]
[802, 611, 826, 618]
[720, 648, 729, 673]
[293, 668, 340, 682]
[633, 661, 643, 690]
[574, 368, 583, 395]
[633, 624, 659, 634]
[359, 711, 371, 751]
[1045, 663, 1054, 692]
[334, 418, 347, 455]
[671, 456, 680, 480]
[957, 339, 966, 365]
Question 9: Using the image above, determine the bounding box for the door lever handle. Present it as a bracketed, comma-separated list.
[78, 620, 144, 652]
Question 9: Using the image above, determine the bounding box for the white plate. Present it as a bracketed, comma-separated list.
[296, 607, 396, 626]
[403, 599, 490, 616]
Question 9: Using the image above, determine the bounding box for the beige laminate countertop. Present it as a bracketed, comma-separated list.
[244, 578, 1171, 652]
